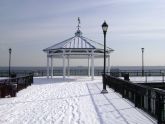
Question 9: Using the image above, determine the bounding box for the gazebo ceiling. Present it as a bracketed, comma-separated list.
[43, 29, 114, 54]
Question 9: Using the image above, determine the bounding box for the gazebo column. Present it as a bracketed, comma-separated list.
[67, 56, 70, 77]
[108, 54, 110, 73]
[51, 56, 53, 78]
[47, 55, 49, 79]
[91, 50, 94, 80]
[88, 55, 90, 77]
[63, 51, 66, 79]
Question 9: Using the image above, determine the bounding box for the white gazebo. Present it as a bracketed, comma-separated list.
[43, 20, 114, 80]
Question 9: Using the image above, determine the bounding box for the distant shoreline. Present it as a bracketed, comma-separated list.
[1, 66, 165, 77]
[0, 66, 165, 72]
[0, 66, 165, 71]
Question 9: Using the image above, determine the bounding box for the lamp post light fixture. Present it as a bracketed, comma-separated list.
[101, 21, 108, 94]
[9, 48, 12, 78]
[141, 48, 144, 76]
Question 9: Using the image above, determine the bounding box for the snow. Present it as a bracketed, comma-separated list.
[0, 76, 157, 124]
[0, 77, 8, 80]
[120, 76, 164, 83]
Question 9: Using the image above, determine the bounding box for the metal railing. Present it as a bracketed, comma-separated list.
[0, 74, 33, 98]
[105, 75, 165, 124]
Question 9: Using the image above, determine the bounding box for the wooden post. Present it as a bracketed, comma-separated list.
[148, 90, 151, 112]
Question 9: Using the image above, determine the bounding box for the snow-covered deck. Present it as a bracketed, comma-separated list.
[0, 76, 157, 124]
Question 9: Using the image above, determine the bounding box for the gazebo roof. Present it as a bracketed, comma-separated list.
[43, 29, 114, 53]
[44, 19, 114, 80]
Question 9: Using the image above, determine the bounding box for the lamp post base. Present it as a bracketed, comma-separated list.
[101, 89, 108, 94]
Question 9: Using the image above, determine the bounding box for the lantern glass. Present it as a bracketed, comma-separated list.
[102, 21, 108, 32]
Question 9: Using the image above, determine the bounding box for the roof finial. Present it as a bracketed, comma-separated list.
[77, 17, 80, 30]
[75, 17, 82, 36]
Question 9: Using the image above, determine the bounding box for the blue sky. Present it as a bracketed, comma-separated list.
[0, 0, 165, 67]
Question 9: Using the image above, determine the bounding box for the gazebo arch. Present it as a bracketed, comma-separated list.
[43, 19, 114, 80]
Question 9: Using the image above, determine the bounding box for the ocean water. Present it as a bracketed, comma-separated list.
[0, 66, 165, 77]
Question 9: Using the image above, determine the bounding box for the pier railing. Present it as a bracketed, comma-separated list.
[105, 75, 165, 124]
[0, 74, 33, 98]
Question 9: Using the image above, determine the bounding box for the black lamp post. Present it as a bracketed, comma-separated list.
[101, 21, 108, 94]
[141, 48, 144, 76]
[9, 48, 12, 78]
